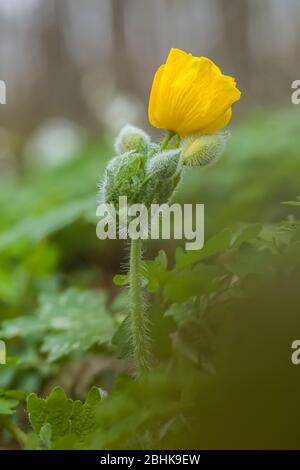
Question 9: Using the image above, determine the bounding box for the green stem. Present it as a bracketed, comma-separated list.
[129, 238, 151, 377]
[161, 130, 175, 150]
[1, 416, 26, 447]
[174, 134, 181, 148]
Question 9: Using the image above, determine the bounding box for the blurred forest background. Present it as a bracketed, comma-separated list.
[0, 0, 299, 140]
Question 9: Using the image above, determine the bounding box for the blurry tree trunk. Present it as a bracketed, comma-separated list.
[111, 0, 135, 92]
[219, 0, 253, 95]
[37, 0, 88, 123]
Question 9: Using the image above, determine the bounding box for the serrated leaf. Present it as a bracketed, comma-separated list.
[1, 288, 116, 362]
[69, 387, 102, 441]
[27, 387, 74, 439]
[27, 386, 103, 449]
[0, 388, 25, 416]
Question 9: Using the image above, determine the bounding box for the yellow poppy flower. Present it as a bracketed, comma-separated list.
[148, 48, 241, 137]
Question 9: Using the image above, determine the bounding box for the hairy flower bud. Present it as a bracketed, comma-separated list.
[147, 149, 181, 179]
[100, 152, 146, 207]
[115, 124, 150, 155]
[143, 149, 182, 205]
[147, 143, 160, 159]
[181, 131, 230, 167]
[100, 127, 185, 211]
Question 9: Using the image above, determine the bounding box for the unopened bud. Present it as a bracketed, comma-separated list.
[115, 124, 150, 155]
[182, 131, 229, 167]
[147, 149, 181, 179]
[143, 149, 182, 205]
[100, 152, 146, 207]
[147, 143, 160, 159]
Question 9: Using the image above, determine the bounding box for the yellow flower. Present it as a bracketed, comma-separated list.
[148, 48, 241, 137]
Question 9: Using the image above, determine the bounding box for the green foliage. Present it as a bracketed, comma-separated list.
[28, 388, 73, 440]
[175, 108, 300, 232]
[1, 111, 300, 449]
[27, 386, 103, 449]
[0, 288, 116, 362]
[282, 196, 300, 207]
[0, 389, 26, 415]
[25, 373, 188, 450]
[0, 197, 93, 251]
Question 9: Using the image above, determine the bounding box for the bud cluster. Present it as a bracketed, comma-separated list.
[99, 124, 229, 212]
[100, 125, 182, 210]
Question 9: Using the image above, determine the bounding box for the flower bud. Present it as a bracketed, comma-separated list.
[181, 131, 230, 167]
[143, 149, 182, 205]
[115, 124, 150, 155]
[100, 152, 146, 207]
[147, 143, 160, 159]
[147, 149, 181, 179]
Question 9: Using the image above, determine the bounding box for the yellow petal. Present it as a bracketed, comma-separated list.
[148, 64, 165, 127]
[201, 108, 232, 134]
[148, 48, 241, 137]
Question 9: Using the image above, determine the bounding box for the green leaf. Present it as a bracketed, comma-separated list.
[0, 197, 94, 251]
[27, 387, 73, 439]
[38, 423, 52, 450]
[110, 290, 129, 313]
[224, 247, 275, 280]
[175, 229, 232, 269]
[114, 253, 167, 291]
[113, 273, 129, 286]
[1, 288, 116, 362]
[0, 397, 19, 415]
[164, 265, 221, 303]
[27, 386, 103, 449]
[155, 250, 168, 269]
[0, 388, 28, 401]
[144, 250, 169, 292]
[111, 315, 131, 359]
[0, 388, 26, 416]
[231, 224, 262, 248]
[68, 387, 102, 441]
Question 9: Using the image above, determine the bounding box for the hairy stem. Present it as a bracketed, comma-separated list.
[129, 238, 151, 377]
